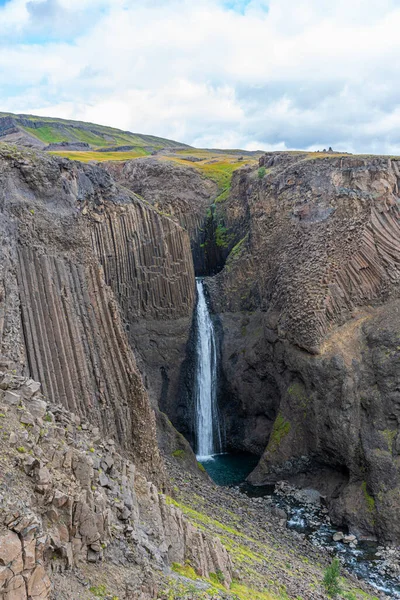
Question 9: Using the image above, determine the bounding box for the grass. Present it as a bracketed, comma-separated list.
[22, 125, 66, 144]
[49, 148, 150, 162]
[159, 151, 256, 192]
[2, 111, 188, 149]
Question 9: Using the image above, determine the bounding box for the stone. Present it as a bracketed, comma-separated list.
[19, 412, 35, 426]
[28, 398, 47, 420]
[0, 531, 23, 573]
[333, 532, 344, 542]
[26, 565, 51, 599]
[4, 391, 20, 406]
[98, 472, 110, 488]
[0, 566, 12, 590]
[343, 534, 357, 544]
[4, 574, 27, 600]
[20, 379, 41, 400]
[9, 432, 17, 446]
[22, 538, 36, 570]
[35, 467, 51, 486]
[51, 490, 69, 509]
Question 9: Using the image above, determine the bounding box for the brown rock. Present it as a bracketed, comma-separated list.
[26, 565, 51, 599]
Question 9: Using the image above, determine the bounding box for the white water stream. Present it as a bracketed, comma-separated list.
[194, 278, 222, 459]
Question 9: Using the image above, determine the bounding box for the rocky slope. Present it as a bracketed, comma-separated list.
[204, 152, 400, 544]
[0, 371, 232, 600]
[0, 143, 234, 599]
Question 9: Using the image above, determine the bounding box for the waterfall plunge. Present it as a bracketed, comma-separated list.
[194, 278, 222, 459]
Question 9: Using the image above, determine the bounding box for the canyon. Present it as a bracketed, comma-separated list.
[0, 116, 399, 599]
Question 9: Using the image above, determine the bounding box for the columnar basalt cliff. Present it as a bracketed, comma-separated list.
[0, 145, 168, 482]
[206, 153, 400, 543]
[0, 143, 234, 598]
[103, 158, 219, 273]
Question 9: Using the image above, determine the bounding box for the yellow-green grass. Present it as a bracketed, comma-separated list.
[49, 148, 150, 162]
[159, 154, 256, 191]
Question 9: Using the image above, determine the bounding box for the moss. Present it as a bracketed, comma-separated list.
[16, 446, 26, 453]
[172, 562, 199, 579]
[165, 496, 247, 539]
[215, 223, 233, 248]
[215, 186, 231, 203]
[89, 584, 108, 597]
[230, 581, 281, 599]
[361, 481, 375, 513]
[197, 461, 206, 472]
[230, 235, 248, 259]
[381, 429, 397, 453]
[267, 413, 291, 455]
[172, 449, 185, 458]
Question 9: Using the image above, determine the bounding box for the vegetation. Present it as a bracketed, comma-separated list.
[361, 481, 376, 513]
[267, 413, 291, 454]
[49, 149, 150, 162]
[159, 151, 256, 192]
[172, 449, 185, 458]
[89, 584, 118, 599]
[215, 223, 234, 248]
[381, 428, 397, 453]
[258, 166, 266, 179]
[1, 111, 186, 150]
[322, 558, 342, 598]
[229, 235, 248, 259]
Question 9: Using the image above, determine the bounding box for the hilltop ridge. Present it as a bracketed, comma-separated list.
[0, 111, 190, 153]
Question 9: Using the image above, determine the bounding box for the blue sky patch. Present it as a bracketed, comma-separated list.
[222, 0, 269, 14]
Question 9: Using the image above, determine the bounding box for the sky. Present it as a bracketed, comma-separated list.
[1, 0, 400, 153]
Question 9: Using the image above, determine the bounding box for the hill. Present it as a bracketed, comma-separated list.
[0, 111, 190, 153]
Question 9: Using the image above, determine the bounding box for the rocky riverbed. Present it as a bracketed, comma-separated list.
[167, 455, 390, 599]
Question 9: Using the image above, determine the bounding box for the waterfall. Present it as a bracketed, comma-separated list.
[194, 278, 222, 459]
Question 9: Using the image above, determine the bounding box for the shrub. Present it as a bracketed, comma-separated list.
[323, 557, 342, 597]
[258, 166, 266, 179]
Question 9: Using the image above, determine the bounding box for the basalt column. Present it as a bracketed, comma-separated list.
[90, 198, 196, 433]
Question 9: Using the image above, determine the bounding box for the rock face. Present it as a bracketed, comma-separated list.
[0, 143, 232, 597]
[0, 371, 232, 599]
[97, 158, 200, 424]
[103, 158, 218, 273]
[0, 144, 169, 482]
[206, 153, 400, 543]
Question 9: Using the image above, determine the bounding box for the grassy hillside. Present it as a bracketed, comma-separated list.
[0, 111, 189, 151]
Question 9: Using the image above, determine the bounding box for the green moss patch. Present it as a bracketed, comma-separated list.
[267, 413, 291, 455]
[172, 449, 185, 458]
[361, 482, 375, 513]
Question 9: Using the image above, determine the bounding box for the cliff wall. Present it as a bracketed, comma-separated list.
[206, 153, 400, 543]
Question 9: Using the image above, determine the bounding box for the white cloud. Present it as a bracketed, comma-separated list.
[2, 0, 400, 152]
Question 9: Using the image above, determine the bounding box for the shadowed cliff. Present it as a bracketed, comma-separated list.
[204, 152, 400, 543]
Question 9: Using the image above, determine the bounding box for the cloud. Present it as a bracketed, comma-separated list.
[2, 0, 400, 153]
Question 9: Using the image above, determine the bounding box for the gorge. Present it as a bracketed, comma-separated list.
[0, 113, 399, 600]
